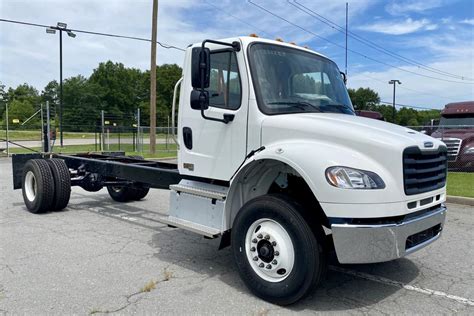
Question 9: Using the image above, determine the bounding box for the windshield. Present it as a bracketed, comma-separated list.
[440, 116, 474, 128]
[249, 43, 354, 115]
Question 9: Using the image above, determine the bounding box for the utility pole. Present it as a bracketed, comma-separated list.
[101, 110, 105, 151]
[345, 2, 348, 77]
[137, 108, 141, 152]
[389, 80, 401, 123]
[5, 101, 9, 156]
[150, 0, 158, 154]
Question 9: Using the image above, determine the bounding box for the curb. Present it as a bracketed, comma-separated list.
[446, 195, 474, 206]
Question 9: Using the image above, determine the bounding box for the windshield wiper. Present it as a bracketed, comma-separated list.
[322, 104, 355, 114]
[268, 101, 321, 112]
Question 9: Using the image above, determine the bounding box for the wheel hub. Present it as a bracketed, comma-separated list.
[245, 218, 295, 282]
[257, 240, 274, 263]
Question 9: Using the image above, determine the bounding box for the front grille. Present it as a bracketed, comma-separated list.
[406, 224, 442, 249]
[403, 147, 447, 195]
[440, 138, 462, 161]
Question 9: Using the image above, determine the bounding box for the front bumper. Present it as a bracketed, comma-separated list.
[331, 204, 446, 264]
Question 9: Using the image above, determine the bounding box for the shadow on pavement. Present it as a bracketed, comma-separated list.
[69, 192, 420, 311]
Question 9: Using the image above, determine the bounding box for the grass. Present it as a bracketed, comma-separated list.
[0, 130, 97, 141]
[7, 143, 177, 159]
[163, 268, 173, 281]
[447, 172, 474, 198]
[140, 280, 157, 293]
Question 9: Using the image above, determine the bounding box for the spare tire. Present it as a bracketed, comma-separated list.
[22, 159, 55, 214]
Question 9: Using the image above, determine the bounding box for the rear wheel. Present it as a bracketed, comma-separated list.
[107, 186, 132, 202]
[47, 158, 71, 211]
[123, 155, 150, 201]
[231, 194, 326, 305]
[129, 186, 150, 201]
[21, 159, 55, 214]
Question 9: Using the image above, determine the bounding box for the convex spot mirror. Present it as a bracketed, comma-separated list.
[190, 90, 209, 110]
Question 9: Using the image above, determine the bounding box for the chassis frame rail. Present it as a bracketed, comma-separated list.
[12, 152, 228, 191]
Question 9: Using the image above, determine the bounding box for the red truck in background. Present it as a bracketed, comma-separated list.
[431, 101, 474, 171]
[355, 110, 385, 121]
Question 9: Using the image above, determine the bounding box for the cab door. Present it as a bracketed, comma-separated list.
[178, 44, 248, 181]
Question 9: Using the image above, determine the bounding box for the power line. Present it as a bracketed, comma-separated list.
[204, 1, 272, 38]
[203, 1, 459, 103]
[289, 0, 474, 82]
[247, 1, 474, 85]
[356, 73, 460, 101]
[379, 101, 441, 111]
[0, 18, 185, 51]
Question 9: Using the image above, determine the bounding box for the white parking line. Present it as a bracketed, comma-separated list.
[329, 265, 474, 307]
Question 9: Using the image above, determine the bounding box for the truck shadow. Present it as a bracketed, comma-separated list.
[71, 192, 420, 312]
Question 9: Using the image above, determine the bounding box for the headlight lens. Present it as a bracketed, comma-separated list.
[464, 146, 474, 154]
[325, 167, 385, 189]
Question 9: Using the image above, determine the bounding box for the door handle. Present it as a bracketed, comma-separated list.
[183, 127, 193, 150]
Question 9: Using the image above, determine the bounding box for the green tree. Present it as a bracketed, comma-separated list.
[348, 87, 380, 110]
[62, 75, 103, 131]
[88, 61, 145, 118]
[4, 83, 40, 128]
[0, 81, 6, 121]
[142, 64, 182, 126]
[7, 99, 35, 124]
[41, 80, 59, 110]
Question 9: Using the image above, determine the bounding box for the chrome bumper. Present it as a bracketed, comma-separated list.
[331, 205, 446, 264]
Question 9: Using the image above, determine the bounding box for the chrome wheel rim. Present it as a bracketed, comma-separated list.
[245, 218, 295, 282]
[25, 171, 37, 202]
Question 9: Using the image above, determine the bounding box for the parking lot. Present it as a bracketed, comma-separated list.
[0, 158, 473, 315]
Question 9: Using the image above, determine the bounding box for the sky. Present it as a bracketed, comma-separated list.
[0, 0, 473, 109]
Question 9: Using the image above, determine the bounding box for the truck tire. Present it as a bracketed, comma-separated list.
[126, 155, 150, 200]
[21, 159, 55, 214]
[106, 186, 133, 202]
[231, 194, 326, 305]
[129, 186, 150, 201]
[47, 159, 71, 211]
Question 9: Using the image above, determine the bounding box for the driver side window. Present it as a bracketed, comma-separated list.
[208, 51, 242, 110]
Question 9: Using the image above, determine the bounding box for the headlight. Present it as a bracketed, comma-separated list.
[325, 166, 385, 189]
[464, 146, 474, 154]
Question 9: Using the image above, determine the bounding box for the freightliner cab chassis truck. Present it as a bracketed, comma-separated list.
[12, 37, 448, 305]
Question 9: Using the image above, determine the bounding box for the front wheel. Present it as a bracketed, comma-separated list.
[231, 194, 326, 305]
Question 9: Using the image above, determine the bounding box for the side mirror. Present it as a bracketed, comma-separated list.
[340, 71, 347, 85]
[190, 90, 209, 110]
[191, 47, 210, 89]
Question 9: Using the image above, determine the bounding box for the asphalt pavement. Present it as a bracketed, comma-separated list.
[0, 158, 473, 315]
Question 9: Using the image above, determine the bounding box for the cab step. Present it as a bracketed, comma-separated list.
[170, 180, 228, 200]
[161, 216, 221, 238]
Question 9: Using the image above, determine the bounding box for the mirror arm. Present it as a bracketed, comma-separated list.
[198, 39, 240, 124]
[340, 71, 347, 85]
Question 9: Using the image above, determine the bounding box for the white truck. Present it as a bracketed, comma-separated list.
[12, 36, 448, 305]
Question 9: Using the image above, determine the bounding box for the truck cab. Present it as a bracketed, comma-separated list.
[170, 36, 447, 302]
[432, 101, 474, 170]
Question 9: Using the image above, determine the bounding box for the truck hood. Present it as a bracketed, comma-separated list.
[261, 113, 444, 152]
[432, 129, 474, 141]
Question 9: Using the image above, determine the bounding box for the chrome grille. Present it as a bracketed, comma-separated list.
[440, 138, 462, 161]
[403, 147, 447, 195]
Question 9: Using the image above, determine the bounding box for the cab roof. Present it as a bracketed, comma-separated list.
[442, 101, 474, 115]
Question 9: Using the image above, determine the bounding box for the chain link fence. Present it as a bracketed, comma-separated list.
[1, 109, 178, 158]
